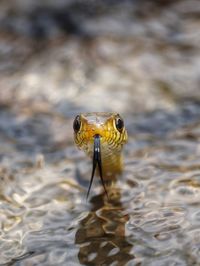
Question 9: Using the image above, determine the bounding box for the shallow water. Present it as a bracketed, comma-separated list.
[1, 104, 200, 265]
[1, 0, 200, 265]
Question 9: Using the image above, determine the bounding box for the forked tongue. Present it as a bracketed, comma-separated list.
[86, 134, 108, 199]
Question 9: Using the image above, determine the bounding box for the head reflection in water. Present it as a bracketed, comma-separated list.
[75, 185, 134, 265]
[73, 112, 128, 198]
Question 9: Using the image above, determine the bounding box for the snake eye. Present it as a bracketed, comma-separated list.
[73, 115, 81, 133]
[115, 116, 124, 132]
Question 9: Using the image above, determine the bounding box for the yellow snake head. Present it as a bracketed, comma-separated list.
[73, 112, 128, 197]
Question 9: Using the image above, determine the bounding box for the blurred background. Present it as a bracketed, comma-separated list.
[1, 0, 200, 265]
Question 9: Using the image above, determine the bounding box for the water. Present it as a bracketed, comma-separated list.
[1, 0, 200, 265]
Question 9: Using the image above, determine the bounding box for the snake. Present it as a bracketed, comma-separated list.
[73, 112, 128, 198]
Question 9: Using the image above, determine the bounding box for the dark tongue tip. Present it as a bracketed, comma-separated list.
[86, 134, 108, 199]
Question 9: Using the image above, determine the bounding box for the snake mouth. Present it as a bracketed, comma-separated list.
[86, 134, 108, 199]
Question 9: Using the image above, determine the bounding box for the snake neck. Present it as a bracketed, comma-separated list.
[101, 144, 123, 179]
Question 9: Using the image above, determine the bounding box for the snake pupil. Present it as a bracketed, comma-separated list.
[115, 117, 124, 132]
[73, 115, 81, 133]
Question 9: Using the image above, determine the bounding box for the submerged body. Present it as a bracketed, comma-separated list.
[73, 112, 128, 196]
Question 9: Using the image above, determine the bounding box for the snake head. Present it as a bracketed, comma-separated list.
[73, 112, 127, 154]
[73, 112, 128, 198]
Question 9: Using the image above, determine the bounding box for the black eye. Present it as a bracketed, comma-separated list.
[115, 116, 124, 132]
[73, 115, 81, 133]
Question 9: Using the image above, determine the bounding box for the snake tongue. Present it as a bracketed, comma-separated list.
[86, 134, 108, 199]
